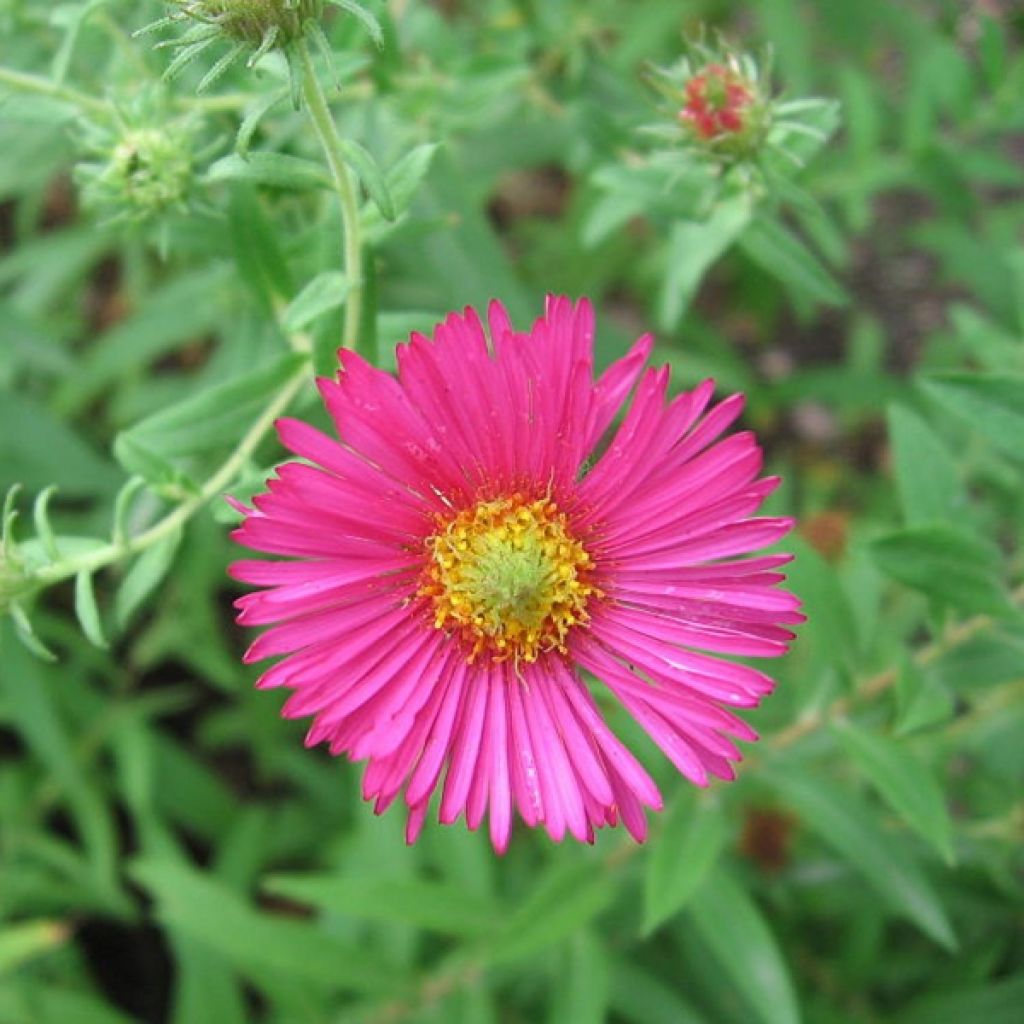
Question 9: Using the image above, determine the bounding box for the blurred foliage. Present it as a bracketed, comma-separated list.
[1, 1, 1023, 1022]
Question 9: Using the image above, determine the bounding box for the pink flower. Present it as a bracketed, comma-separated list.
[230, 296, 801, 850]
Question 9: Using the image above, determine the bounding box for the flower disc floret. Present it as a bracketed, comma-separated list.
[420, 496, 597, 665]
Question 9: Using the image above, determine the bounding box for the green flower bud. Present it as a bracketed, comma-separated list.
[171, 0, 326, 48]
[140, 0, 382, 97]
[79, 127, 193, 220]
[75, 118, 195, 224]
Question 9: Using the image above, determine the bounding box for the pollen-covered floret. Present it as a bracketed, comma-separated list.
[420, 495, 598, 665]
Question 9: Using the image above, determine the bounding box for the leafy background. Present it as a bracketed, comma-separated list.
[2, 1, 1023, 1022]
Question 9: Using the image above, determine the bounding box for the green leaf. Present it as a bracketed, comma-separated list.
[115, 529, 182, 628]
[55, 268, 232, 416]
[0, 920, 70, 976]
[235, 90, 288, 158]
[113, 353, 306, 482]
[871, 524, 1012, 617]
[610, 963, 711, 1024]
[898, 974, 1024, 1024]
[206, 152, 332, 191]
[261, 874, 500, 937]
[833, 719, 955, 863]
[887, 405, 963, 526]
[548, 931, 610, 1024]
[688, 868, 801, 1024]
[739, 216, 847, 307]
[486, 861, 614, 964]
[74, 571, 107, 649]
[228, 186, 295, 307]
[8, 602, 57, 662]
[367, 142, 440, 226]
[658, 192, 753, 329]
[130, 859, 403, 993]
[643, 793, 726, 934]
[326, 0, 384, 46]
[32, 486, 59, 562]
[281, 272, 350, 333]
[338, 138, 395, 221]
[921, 372, 1024, 459]
[894, 655, 954, 736]
[0, 392, 119, 497]
[764, 771, 957, 949]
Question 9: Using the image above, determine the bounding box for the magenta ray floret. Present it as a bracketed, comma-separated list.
[230, 296, 802, 850]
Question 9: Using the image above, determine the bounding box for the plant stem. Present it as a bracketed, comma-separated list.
[767, 582, 1024, 751]
[296, 39, 365, 352]
[30, 362, 309, 589]
[0, 66, 110, 115]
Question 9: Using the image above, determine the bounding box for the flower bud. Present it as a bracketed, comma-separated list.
[170, 0, 326, 49]
[76, 120, 195, 223]
[678, 59, 770, 159]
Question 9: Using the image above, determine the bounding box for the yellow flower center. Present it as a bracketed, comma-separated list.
[420, 495, 598, 665]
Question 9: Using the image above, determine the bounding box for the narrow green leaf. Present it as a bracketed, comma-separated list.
[338, 139, 396, 221]
[235, 90, 287, 157]
[643, 793, 726, 934]
[688, 867, 801, 1024]
[548, 931, 610, 1024]
[610, 963, 711, 1024]
[894, 655, 954, 736]
[326, 0, 384, 46]
[486, 862, 614, 964]
[739, 216, 847, 307]
[32, 485, 60, 562]
[261, 874, 500, 937]
[228, 186, 296, 305]
[659, 193, 753, 329]
[886, 405, 963, 526]
[898, 973, 1024, 1024]
[207, 152, 332, 191]
[833, 719, 955, 863]
[9, 602, 57, 661]
[113, 353, 306, 481]
[764, 771, 957, 949]
[377, 142, 440, 221]
[115, 529, 182, 628]
[112, 477, 146, 546]
[281, 272, 350, 333]
[921, 372, 1024, 459]
[871, 524, 1011, 617]
[0, 919, 70, 976]
[74, 571, 107, 649]
[130, 859, 403, 993]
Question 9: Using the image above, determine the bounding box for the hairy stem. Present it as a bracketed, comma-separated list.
[0, 66, 110, 114]
[30, 362, 309, 589]
[297, 39, 365, 352]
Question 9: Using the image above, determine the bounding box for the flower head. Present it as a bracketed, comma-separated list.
[231, 297, 801, 849]
[140, 0, 382, 96]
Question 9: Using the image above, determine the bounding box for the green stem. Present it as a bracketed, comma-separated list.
[0, 66, 110, 115]
[296, 39, 365, 353]
[30, 363, 309, 589]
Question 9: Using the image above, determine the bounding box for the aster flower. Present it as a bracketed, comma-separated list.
[231, 297, 801, 850]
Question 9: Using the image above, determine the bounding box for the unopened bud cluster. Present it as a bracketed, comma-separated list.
[76, 120, 195, 223]
[678, 58, 770, 159]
